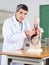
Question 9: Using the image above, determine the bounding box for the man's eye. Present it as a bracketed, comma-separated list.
[20, 12, 23, 14]
[24, 13, 27, 15]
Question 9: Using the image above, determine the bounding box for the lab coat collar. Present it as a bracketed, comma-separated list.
[12, 15, 25, 31]
[12, 15, 24, 25]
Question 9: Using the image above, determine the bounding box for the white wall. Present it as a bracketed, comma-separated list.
[0, 0, 49, 27]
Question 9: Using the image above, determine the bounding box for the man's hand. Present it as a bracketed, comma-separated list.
[25, 30, 35, 37]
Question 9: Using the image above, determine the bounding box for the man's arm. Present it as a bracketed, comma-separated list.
[2, 20, 26, 43]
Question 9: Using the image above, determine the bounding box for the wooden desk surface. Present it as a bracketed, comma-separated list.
[0, 46, 49, 59]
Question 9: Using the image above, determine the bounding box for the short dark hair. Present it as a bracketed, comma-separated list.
[16, 4, 28, 12]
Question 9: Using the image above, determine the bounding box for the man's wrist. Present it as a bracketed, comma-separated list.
[25, 32, 28, 36]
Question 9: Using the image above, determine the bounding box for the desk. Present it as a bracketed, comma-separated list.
[0, 47, 49, 65]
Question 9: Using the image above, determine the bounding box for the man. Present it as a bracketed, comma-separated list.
[1, 4, 33, 65]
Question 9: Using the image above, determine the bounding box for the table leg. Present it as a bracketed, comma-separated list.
[7, 58, 12, 65]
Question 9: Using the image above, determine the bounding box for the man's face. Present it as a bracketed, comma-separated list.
[15, 9, 28, 22]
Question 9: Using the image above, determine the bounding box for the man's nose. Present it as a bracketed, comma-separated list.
[22, 14, 25, 18]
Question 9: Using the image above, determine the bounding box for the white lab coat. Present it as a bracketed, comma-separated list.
[1, 15, 31, 65]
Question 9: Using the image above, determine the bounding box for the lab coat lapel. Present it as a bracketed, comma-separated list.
[12, 15, 26, 32]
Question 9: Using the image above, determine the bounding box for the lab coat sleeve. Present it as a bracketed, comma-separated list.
[2, 20, 26, 43]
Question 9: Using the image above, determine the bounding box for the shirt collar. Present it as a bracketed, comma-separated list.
[12, 14, 24, 25]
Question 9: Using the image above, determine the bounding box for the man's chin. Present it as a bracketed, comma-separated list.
[19, 20, 24, 22]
